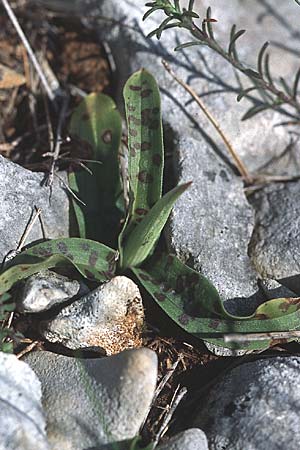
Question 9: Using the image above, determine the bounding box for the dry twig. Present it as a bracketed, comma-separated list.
[224, 330, 300, 343]
[1, 0, 56, 102]
[152, 386, 187, 448]
[162, 60, 252, 183]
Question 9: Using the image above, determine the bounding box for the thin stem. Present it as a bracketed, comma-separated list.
[46, 94, 69, 188]
[189, 23, 300, 114]
[162, 60, 252, 183]
[1, 0, 56, 102]
[224, 331, 300, 343]
[152, 386, 187, 448]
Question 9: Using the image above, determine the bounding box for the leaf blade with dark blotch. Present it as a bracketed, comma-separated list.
[121, 183, 191, 269]
[69, 93, 122, 247]
[133, 254, 300, 350]
[120, 69, 164, 263]
[0, 238, 117, 295]
[123, 69, 164, 229]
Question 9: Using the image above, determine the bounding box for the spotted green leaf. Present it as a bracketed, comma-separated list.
[121, 183, 191, 269]
[133, 254, 300, 350]
[121, 69, 164, 242]
[0, 238, 117, 296]
[69, 93, 122, 247]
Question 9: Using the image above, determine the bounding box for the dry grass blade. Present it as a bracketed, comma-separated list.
[152, 386, 187, 448]
[1, 0, 56, 102]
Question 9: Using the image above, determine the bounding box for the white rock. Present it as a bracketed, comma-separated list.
[18, 270, 82, 313]
[40, 276, 144, 355]
[0, 352, 49, 450]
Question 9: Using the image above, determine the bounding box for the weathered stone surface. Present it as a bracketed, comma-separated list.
[249, 182, 300, 280]
[194, 356, 300, 450]
[167, 136, 259, 311]
[18, 270, 82, 313]
[0, 155, 69, 261]
[24, 348, 158, 450]
[0, 352, 49, 450]
[158, 429, 209, 450]
[40, 276, 144, 355]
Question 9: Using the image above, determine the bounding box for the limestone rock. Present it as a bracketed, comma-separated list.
[18, 270, 82, 313]
[194, 356, 300, 450]
[24, 348, 158, 450]
[0, 155, 69, 262]
[158, 429, 209, 450]
[0, 352, 49, 450]
[40, 276, 144, 355]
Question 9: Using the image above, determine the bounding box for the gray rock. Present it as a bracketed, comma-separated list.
[0, 155, 69, 262]
[40, 276, 144, 355]
[24, 348, 158, 450]
[157, 429, 209, 450]
[167, 136, 259, 312]
[194, 356, 300, 450]
[0, 352, 49, 450]
[249, 182, 300, 280]
[18, 270, 82, 313]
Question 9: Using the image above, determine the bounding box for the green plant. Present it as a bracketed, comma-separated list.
[144, 0, 300, 122]
[1, 69, 300, 354]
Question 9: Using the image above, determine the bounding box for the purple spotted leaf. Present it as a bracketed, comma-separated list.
[121, 183, 191, 269]
[120, 69, 164, 255]
[133, 254, 300, 350]
[69, 93, 122, 247]
[0, 238, 117, 295]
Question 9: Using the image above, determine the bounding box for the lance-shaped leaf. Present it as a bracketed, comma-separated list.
[121, 183, 191, 269]
[122, 69, 164, 238]
[133, 254, 300, 350]
[0, 238, 117, 296]
[69, 93, 122, 247]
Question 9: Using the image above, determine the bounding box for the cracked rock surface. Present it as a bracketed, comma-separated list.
[0, 155, 69, 261]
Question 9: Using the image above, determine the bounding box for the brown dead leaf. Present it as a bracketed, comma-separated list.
[0, 63, 26, 89]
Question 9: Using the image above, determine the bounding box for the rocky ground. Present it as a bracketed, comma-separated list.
[1, 0, 300, 449]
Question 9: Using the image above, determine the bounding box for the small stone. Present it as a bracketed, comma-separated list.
[40, 276, 144, 355]
[0, 155, 69, 262]
[157, 429, 209, 450]
[24, 348, 158, 450]
[18, 270, 82, 313]
[194, 356, 300, 450]
[0, 352, 49, 450]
